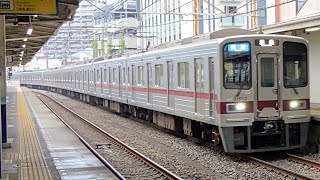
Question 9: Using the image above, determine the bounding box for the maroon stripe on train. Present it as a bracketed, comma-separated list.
[258, 100, 278, 111]
[47, 83, 217, 100]
[283, 99, 310, 111]
[216, 101, 254, 114]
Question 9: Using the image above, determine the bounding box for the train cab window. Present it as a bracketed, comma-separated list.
[178, 62, 190, 88]
[155, 64, 164, 87]
[138, 66, 144, 86]
[223, 42, 251, 89]
[283, 42, 307, 88]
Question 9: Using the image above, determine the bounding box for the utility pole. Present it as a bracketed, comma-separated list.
[193, 0, 199, 36]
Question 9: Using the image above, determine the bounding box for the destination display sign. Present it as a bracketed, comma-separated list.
[0, 0, 57, 15]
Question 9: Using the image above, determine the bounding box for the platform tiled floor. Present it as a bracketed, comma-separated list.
[2, 85, 119, 180]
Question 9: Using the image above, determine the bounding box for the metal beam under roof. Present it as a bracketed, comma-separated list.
[5, 0, 80, 66]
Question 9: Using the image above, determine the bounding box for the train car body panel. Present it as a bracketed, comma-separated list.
[14, 33, 310, 153]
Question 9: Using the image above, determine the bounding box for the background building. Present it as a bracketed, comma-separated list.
[93, 0, 138, 59]
[137, 0, 268, 50]
[38, 0, 107, 65]
[260, 0, 320, 103]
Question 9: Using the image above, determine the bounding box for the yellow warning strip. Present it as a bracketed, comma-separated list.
[17, 87, 52, 180]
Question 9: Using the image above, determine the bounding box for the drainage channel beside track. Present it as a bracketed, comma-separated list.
[35, 91, 182, 180]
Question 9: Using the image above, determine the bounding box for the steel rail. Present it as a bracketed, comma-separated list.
[287, 153, 320, 169]
[246, 156, 315, 180]
[35, 92, 126, 180]
[35, 91, 182, 180]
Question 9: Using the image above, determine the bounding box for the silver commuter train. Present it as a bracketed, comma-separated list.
[14, 32, 310, 153]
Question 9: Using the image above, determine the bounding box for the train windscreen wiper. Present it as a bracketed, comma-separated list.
[235, 64, 249, 97]
[236, 81, 246, 97]
[292, 87, 299, 94]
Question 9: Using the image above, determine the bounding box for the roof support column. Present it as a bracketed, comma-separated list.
[0, 15, 5, 179]
[0, 15, 7, 146]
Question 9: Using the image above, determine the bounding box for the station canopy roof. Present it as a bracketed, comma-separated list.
[5, 0, 80, 66]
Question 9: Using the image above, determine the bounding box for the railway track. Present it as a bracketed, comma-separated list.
[245, 155, 317, 180]
[35, 92, 182, 180]
[286, 153, 320, 170]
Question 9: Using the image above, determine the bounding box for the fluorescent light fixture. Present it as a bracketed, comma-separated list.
[20, 54, 23, 57]
[20, 58, 22, 61]
[33, 15, 38, 17]
[21, 51, 24, 54]
[27, 27, 33, 35]
[23, 38, 28, 42]
[22, 44, 26, 48]
[305, 26, 320, 32]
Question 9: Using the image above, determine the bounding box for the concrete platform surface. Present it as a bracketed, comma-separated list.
[311, 103, 320, 121]
[2, 85, 119, 180]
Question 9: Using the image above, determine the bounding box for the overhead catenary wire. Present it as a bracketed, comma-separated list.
[139, 0, 296, 29]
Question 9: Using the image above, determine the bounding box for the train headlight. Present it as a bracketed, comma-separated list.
[289, 100, 306, 110]
[226, 103, 247, 113]
[235, 103, 246, 111]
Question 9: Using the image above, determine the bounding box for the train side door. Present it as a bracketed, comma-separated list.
[108, 67, 112, 97]
[131, 65, 135, 101]
[195, 58, 205, 116]
[94, 67, 97, 93]
[209, 57, 215, 118]
[100, 67, 103, 94]
[257, 54, 280, 118]
[147, 63, 152, 104]
[119, 66, 122, 98]
[167, 61, 174, 109]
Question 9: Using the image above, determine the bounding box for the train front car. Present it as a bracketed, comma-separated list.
[218, 35, 310, 153]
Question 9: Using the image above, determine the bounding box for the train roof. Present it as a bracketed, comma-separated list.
[17, 29, 308, 74]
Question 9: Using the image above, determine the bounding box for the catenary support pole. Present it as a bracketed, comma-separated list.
[0, 15, 5, 179]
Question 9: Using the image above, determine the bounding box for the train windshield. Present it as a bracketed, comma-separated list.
[283, 42, 308, 88]
[223, 42, 251, 89]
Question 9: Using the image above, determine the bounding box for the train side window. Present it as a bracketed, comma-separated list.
[138, 66, 144, 86]
[104, 69, 107, 83]
[195, 58, 204, 91]
[97, 69, 100, 82]
[127, 67, 130, 85]
[122, 68, 126, 85]
[132, 66, 135, 85]
[113, 68, 117, 84]
[178, 62, 190, 88]
[261, 58, 274, 87]
[210, 58, 214, 91]
[92, 70, 94, 82]
[155, 64, 164, 87]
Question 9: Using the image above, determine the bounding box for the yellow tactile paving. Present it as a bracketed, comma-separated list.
[17, 87, 52, 180]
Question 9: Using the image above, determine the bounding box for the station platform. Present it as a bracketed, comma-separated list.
[2, 85, 119, 180]
[311, 103, 320, 121]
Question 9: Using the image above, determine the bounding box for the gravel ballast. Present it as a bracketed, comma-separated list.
[36, 90, 300, 180]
